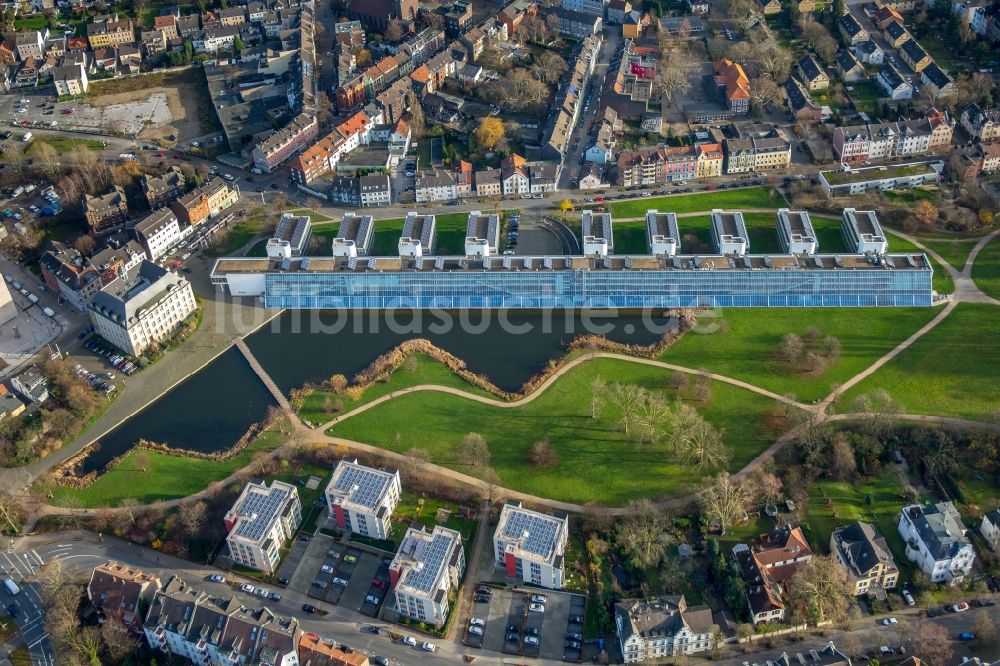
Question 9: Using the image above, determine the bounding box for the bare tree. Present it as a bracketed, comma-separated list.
[405, 447, 432, 468]
[787, 556, 853, 623]
[850, 388, 902, 438]
[908, 621, 953, 666]
[634, 393, 672, 444]
[590, 376, 606, 419]
[830, 432, 857, 481]
[749, 467, 784, 505]
[177, 500, 208, 535]
[528, 438, 559, 467]
[0, 493, 24, 534]
[656, 59, 691, 103]
[385, 19, 405, 42]
[119, 497, 141, 526]
[700, 472, 750, 535]
[616, 499, 668, 568]
[682, 419, 729, 470]
[457, 432, 491, 477]
[607, 383, 646, 436]
[749, 76, 783, 110]
[101, 617, 137, 662]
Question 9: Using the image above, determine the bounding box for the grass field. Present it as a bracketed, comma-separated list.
[885, 231, 954, 294]
[607, 187, 779, 218]
[328, 357, 793, 505]
[298, 353, 492, 426]
[14, 15, 49, 30]
[837, 303, 1000, 420]
[26, 136, 105, 155]
[801, 471, 915, 582]
[47, 430, 286, 508]
[972, 238, 1000, 300]
[663, 308, 939, 403]
[918, 238, 979, 272]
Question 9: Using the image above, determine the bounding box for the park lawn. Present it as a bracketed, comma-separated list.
[917, 238, 979, 273]
[882, 188, 938, 204]
[608, 187, 778, 218]
[47, 430, 286, 508]
[271, 464, 330, 534]
[298, 352, 493, 426]
[972, 237, 1000, 300]
[663, 307, 939, 403]
[26, 136, 105, 155]
[885, 231, 954, 294]
[328, 357, 792, 505]
[837, 303, 1000, 421]
[801, 471, 916, 582]
[207, 208, 270, 256]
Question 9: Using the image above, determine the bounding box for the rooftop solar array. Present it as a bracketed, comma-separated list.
[233, 483, 293, 541]
[400, 529, 457, 594]
[328, 460, 394, 510]
[500, 506, 565, 559]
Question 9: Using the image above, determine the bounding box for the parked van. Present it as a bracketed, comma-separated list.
[3, 578, 21, 595]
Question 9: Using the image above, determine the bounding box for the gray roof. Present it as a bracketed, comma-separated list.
[89, 260, 186, 326]
[884, 20, 907, 39]
[615, 595, 714, 642]
[837, 49, 863, 72]
[900, 38, 927, 62]
[831, 520, 897, 578]
[135, 209, 179, 239]
[879, 63, 906, 89]
[922, 62, 952, 88]
[798, 55, 826, 82]
[327, 459, 396, 511]
[903, 501, 971, 560]
[840, 14, 864, 36]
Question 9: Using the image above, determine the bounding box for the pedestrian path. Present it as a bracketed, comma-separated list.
[233, 337, 295, 415]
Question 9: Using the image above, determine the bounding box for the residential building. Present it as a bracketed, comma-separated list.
[798, 55, 829, 91]
[553, 7, 604, 38]
[616, 595, 714, 662]
[562, 0, 607, 16]
[224, 481, 302, 575]
[877, 64, 913, 100]
[582, 209, 613, 255]
[784, 76, 822, 123]
[854, 40, 884, 65]
[144, 576, 301, 665]
[712, 59, 750, 114]
[52, 61, 87, 96]
[979, 507, 1000, 552]
[622, 10, 644, 38]
[898, 501, 975, 584]
[921, 63, 956, 98]
[87, 15, 135, 49]
[607, 0, 633, 23]
[760, 0, 781, 14]
[820, 161, 944, 197]
[839, 13, 869, 44]
[0, 386, 25, 423]
[740, 643, 852, 666]
[298, 634, 370, 666]
[133, 209, 184, 262]
[837, 49, 866, 83]
[358, 174, 392, 207]
[711, 209, 749, 255]
[465, 211, 501, 256]
[84, 186, 129, 233]
[345, 0, 419, 31]
[142, 166, 186, 209]
[724, 136, 791, 174]
[88, 261, 197, 356]
[399, 212, 436, 257]
[153, 14, 178, 39]
[170, 177, 238, 227]
[777, 209, 818, 254]
[736, 527, 814, 624]
[873, 5, 904, 29]
[11, 366, 49, 404]
[501, 154, 531, 196]
[219, 7, 246, 26]
[578, 163, 607, 189]
[696, 143, 724, 178]
[325, 459, 401, 539]
[415, 170, 458, 203]
[961, 103, 1000, 142]
[266, 213, 313, 258]
[617, 146, 702, 186]
[15, 30, 47, 61]
[39, 242, 102, 310]
[646, 210, 681, 256]
[89, 242, 144, 287]
[252, 114, 320, 173]
[977, 142, 1000, 174]
[832, 113, 953, 162]
[830, 521, 899, 596]
[390, 525, 465, 627]
[475, 169, 502, 197]
[882, 20, 911, 48]
[687, 0, 709, 13]
[899, 38, 931, 72]
[332, 213, 375, 257]
[493, 501, 568, 589]
[841, 208, 888, 253]
[87, 561, 161, 633]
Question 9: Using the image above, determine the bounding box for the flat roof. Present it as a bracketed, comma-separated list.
[402, 212, 435, 248]
[582, 211, 613, 248]
[226, 481, 296, 543]
[335, 213, 374, 252]
[496, 502, 567, 562]
[777, 209, 817, 241]
[327, 459, 396, 511]
[393, 526, 461, 596]
[821, 161, 942, 186]
[646, 211, 680, 241]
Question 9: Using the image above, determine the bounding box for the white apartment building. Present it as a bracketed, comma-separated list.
[390, 525, 465, 627]
[415, 171, 458, 203]
[399, 212, 436, 257]
[777, 209, 818, 254]
[325, 459, 401, 540]
[562, 0, 607, 15]
[493, 501, 568, 590]
[144, 576, 301, 666]
[646, 210, 681, 256]
[710, 209, 749, 256]
[88, 261, 197, 356]
[898, 501, 975, 584]
[52, 62, 88, 96]
[841, 208, 887, 254]
[224, 480, 302, 575]
[616, 595, 714, 662]
[465, 211, 500, 257]
[979, 508, 1000, 552]
[582, 210, 613, 256]
[134, 209, 187, 261]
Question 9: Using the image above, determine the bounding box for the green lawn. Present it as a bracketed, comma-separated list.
[26, 136, 105, 155]
[801, 471, 916, 583]
[47, 430, 286, 508]
[14, 15, 49, 30]
[918, 238, 979, 273]
[608, 187, 779, 218]
[663, 308, 939, 403]
[368, 218, 406, 256]
[298, 352, 492, 426]
[848, 81, 882, 114]
[837, 303, 1000, 420]
[328, 357, 792, 505]
[972, 237, 1000, 300]
[885, 231, 954, 295]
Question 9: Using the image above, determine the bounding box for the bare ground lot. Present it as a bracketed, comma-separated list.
[87, 69, 220, 143]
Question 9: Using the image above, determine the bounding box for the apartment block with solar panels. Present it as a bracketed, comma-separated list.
[324, 459, 402, 539]
[493, 501, 569, 590]
[389, 525, 466, 627]
[223, 481, 302, 574]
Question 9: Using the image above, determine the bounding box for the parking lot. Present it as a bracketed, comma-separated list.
[283, 532, 391, 615]
[464, 585, 588, 661]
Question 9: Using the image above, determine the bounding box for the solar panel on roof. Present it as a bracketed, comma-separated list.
[403, 533, 454, 593]
[331, 462, 392, 510]
[234, 485, 291, 541]
[502, 508, 563, 558]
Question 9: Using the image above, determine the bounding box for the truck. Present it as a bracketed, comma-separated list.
[3, 578, 20, 595]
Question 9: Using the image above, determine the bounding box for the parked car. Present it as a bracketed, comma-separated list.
[565, 640, 581, 649]
[365, 626, 380, 634]
[902, 590, 915, 606]
[402, 636, 417, 646]
[470, 618, 485, 627]
[951, 602, 970, 613]
[419, 642, 436, 652]
[240, 584, 254, 593]
[365, 595, 381, 605]
[475, 594, 490, 603]
[566, 632, 583, 641]
[469, 626, 484, 636]
[507, 624, 519, 634]
[302, 604, 316, 613]
[268, 592, 281, 601]
[371, 657, 388, 666]
[926, 608, 944, 618]
[332, 577, 349, 587]
[321, 565, 334, 573]
[530, 594, 547, 604]
[882, 617, 898, 625]
[525, 636, 539, 646]
[208, 574, 226, 583]
[976, 598, 996, 607]
[253, 588, 268, 598]
[959, 632, 976, 641]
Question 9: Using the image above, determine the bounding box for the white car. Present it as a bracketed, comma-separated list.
[332, 577, 349, 587]
[420, 642, 436, 652]
[529, 603, 545, 612]
[402, 636, 417, 646]
[208, 574, 226, 583]
[902, 590, 915, 606]
[530, 594, 547, 604]
[470, 617, 485, 627]
[882, 617, 898, 625]
[525, 635, 539, 646]
[469, 626, 483, 636]
[240, 583, 254, 593]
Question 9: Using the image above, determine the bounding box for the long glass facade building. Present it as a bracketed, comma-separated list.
[212, 254, 934, 309]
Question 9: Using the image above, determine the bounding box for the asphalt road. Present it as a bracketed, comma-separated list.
[0, 549, 53, 666]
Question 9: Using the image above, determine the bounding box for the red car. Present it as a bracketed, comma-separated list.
[157, 151, 164, 157]
[372, 579, 386, 589]
[594, 196, 604, 202]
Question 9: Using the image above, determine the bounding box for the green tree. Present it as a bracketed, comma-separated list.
[233, 35, 244, 52]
